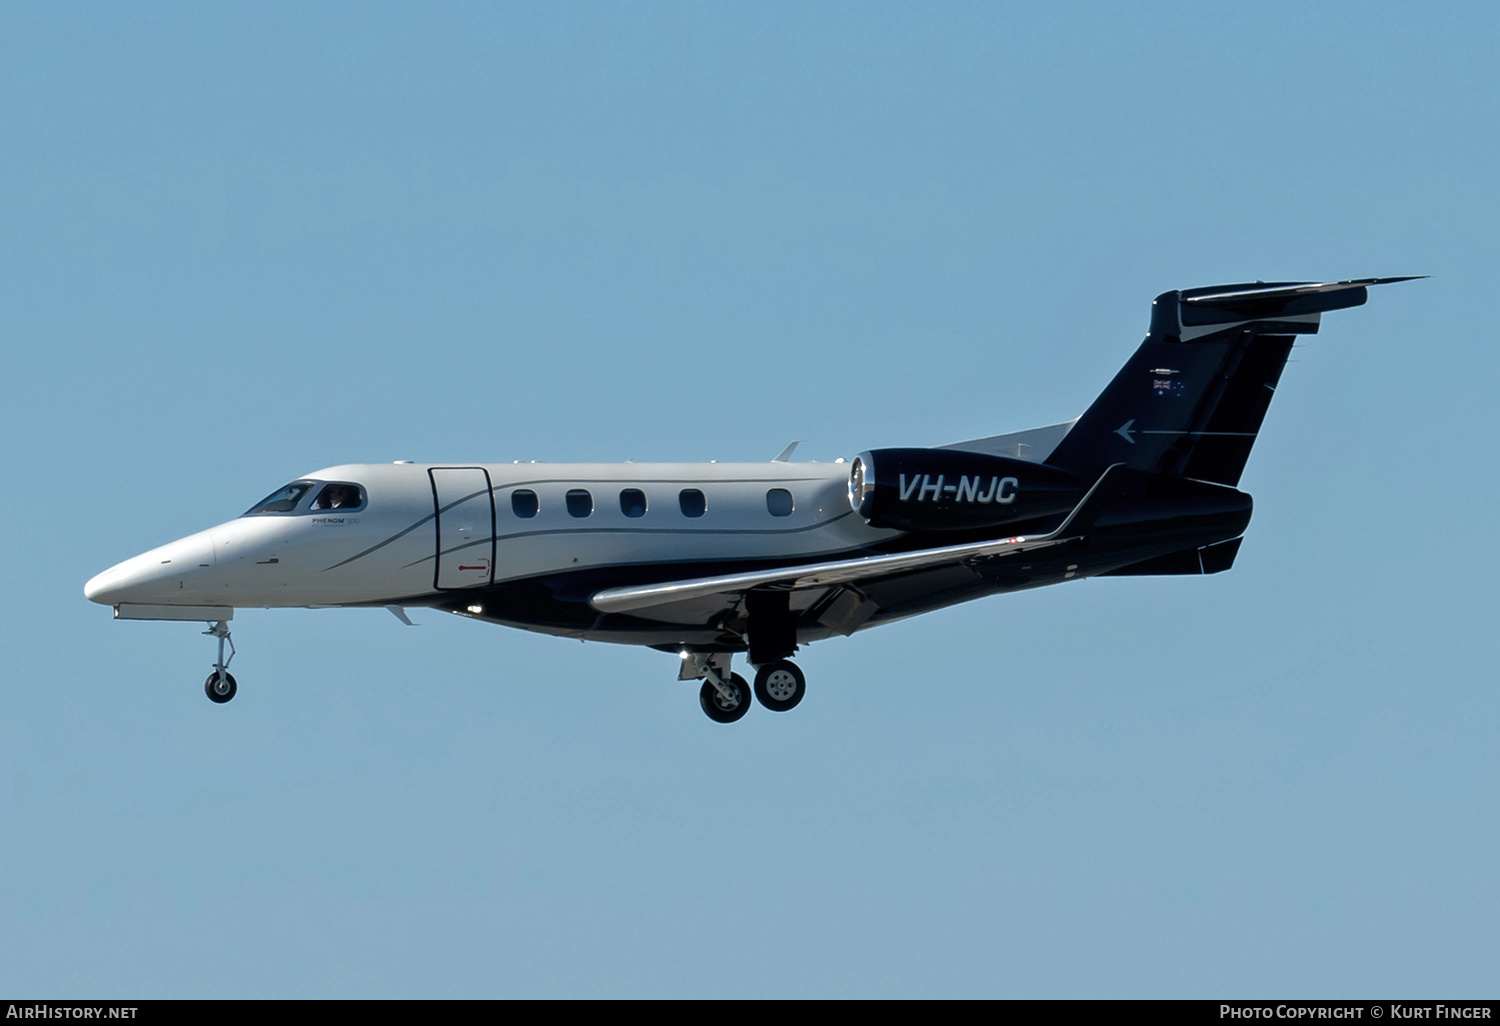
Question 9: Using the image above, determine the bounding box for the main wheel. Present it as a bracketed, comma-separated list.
[204, 671, 238, 704]
[754, 659, 806, 712]
[699, 673, 751, 723]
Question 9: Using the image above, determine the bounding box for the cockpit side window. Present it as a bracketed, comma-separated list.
[311, 483, 367, 512]
[244, 482, 314, 515]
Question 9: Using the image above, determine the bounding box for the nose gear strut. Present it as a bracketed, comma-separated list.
[203, 620, 238, 703]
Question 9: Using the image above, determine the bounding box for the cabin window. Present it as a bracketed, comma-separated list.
[566, 489, 594, 518]
[679, 488, 707, 518]
[620, 488, 647, 518]
[512, 489, 538, 518]
[766, 488, 794, 517]
[311, 483, 366, 512]
[244, 482, 313, 515]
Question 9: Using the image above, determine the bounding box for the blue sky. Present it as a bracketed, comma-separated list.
[2, 2, 1496, 997]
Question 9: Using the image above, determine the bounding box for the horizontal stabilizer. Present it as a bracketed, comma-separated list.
[1181, 277, 1424, 306]
[1159, 276, 1422, 342]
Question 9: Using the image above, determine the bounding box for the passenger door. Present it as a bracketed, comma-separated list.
[429, 467, 495, 589]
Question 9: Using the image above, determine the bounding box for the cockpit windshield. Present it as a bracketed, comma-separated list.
[242, 480, 367, 516]
[244, 482, 314, 515]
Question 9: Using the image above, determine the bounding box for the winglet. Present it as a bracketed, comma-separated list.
[1052, 463, 1127, 537]
[772, 441, 801, 462]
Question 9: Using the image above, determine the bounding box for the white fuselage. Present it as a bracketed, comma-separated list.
[84, 461, 897, 612]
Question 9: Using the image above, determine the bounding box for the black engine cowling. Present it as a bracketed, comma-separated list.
[848, 448, 1087, 532]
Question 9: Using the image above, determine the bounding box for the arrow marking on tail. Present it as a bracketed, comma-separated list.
[1142, 429, 1259, 437]
[1116, 418, 1258, 443]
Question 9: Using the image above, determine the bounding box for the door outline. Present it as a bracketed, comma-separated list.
[429, 467, 496, 590]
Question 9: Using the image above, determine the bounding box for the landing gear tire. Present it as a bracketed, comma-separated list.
[699, 672, 752, 724]
[754, 659, 806, 712]
[205, 671, 238, 704]
[202, 620, 237, 705]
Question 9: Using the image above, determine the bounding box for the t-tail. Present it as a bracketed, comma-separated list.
[1045, 278, 1421, 485]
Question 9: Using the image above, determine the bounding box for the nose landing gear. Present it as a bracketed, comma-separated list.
[203, 620, 237, 704]
[205, 670, 238, 703]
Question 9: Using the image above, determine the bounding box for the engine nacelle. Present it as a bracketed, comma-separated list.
[848, 448, 1087, 532]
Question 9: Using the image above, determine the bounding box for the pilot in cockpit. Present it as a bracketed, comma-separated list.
[313, 484, 359, 510]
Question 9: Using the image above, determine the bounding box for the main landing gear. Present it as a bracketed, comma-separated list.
[682, 652, 807, 723]
[203, 620, 237, 704]
[753, 659, 806, 713]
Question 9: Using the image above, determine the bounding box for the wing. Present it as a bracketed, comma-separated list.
[588, 464, 1125, 629]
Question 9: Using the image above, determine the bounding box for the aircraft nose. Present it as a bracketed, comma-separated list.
[84, 566, 122, 604]
[84, 531, 217, 606]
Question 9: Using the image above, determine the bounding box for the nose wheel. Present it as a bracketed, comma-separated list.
[205, 671, 238, 703]
[203, 620, 238, 704]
